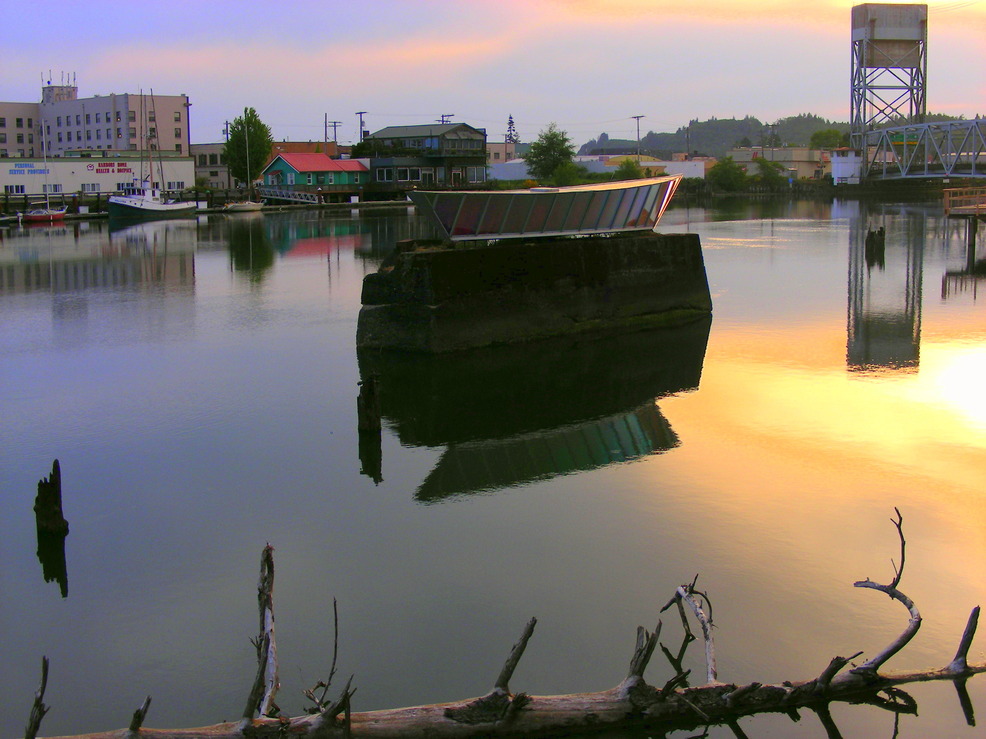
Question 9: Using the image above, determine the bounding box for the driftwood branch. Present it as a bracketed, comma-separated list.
[494, 617, 537, 693]
[26, 510, 986, 739]
[243, 543, 279, 721]
[850, 509, 921, 678]
[128, 696, 152, 732]
[663, 577, 718, 684]
[25, 656, 50, 739]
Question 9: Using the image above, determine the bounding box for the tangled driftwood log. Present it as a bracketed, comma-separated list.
[26, 510, 985, 738]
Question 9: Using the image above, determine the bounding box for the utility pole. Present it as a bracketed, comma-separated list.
[356, 111, 367, 141]
[631, 115, 644, 162]
[324, 115, 341, 151]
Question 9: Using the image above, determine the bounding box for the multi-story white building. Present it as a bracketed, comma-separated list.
[0, 81, 191, 159]
[0, 103, 41, 158]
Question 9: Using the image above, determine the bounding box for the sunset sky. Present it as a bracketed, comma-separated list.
[2, 1, 983, 147]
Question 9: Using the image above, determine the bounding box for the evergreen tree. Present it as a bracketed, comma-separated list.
[224, 107, 274, 187]
[506, 114, 519, 144]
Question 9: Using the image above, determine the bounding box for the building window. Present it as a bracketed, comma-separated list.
[174, 128, 181, 138]
[0, 117, 5, 127]
[65, 132, 71, 142]
[327, 173, 335, 185]
[286, 173, 295, 185]
[16, 118, 24, 128]
[197, 154, 207, 165]
[118, 128, 124, 138]
[96, 113, 101, 123]
[106, 128, 111, 138]
[129, 144, 137, 150]
[57, 116, 62, 127]
[209, 170, 219, 177]
[115, 112, 121, 122]
[174, 111, 181, 122]
[4, 185, 25, 194]
[75, 115, 81, 125]
[208, 153, 218, 165]
[86, 131, 92, 140]
[129, 127, 136, 137]
[175, 144, 182, 153]
[81, 183, 100, 193]
[375, 168, 393, 182]
[128, 110, 136, 122]
[28, 134, 33, 144]
[43, 184, 63, 193]
[57, 132, 63, 143]
[0, 133, 4, 143]
[396, 167, 409, 181]
[354, 173, 361, 183]
[85, 113, 91, 124]
[148, 127, 156, 138]
[95, 130, 102, 140]
[148, 111, 155, 122]
[166, 181, 185, 190]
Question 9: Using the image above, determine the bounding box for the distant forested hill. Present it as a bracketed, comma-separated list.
[578, 113, 850, 159]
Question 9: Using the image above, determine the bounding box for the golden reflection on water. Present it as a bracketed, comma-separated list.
[655, 319, 986, 629]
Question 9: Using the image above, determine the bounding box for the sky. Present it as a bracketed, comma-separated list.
[1, 0, 983, 147]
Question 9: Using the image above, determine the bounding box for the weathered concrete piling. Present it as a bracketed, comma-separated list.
[357, 232, 712, 353]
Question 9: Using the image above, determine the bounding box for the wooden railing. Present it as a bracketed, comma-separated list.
[943, 187, 986, 216]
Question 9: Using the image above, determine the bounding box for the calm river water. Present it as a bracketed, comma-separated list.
[1, 200, 984, 738]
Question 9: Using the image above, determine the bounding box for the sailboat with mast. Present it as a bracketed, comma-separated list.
[223, 107, 264, 213]
[107, 91, 196, 221]
[21, 120, 67, 223]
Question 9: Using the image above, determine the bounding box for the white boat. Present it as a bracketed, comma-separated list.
[223, 199, 264, 213]
[108, 182, 197, 220]
[408, 174, 682, 242]
[108, 91, 196, 221]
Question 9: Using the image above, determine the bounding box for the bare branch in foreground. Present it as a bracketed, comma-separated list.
[851, 511, 921, 678]
[25, 656, 50, 739]
[24, 511, 986, 739]
[128, 696, 152, 732]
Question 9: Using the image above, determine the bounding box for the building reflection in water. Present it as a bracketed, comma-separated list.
[358, 317, 710, 501]
[846, 202, 924, 372]
[0, 219, 196, 295]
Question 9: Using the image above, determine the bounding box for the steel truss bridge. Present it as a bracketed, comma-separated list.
[863, 119, 986, 180]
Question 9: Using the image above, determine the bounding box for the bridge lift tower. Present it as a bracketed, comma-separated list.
[850, 3, 927, 151]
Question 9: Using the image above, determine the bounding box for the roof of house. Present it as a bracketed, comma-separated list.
[368, 123, 485, 140]
[271, 141, 343, 157]
[266, 153, 368, 173]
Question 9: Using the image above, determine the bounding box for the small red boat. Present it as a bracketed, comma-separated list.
[21, 204, 68, 223]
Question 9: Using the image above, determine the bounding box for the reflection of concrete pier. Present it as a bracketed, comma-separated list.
[358, 317, 710, 501]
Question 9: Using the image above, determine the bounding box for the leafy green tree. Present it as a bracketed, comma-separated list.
[612, 158, 644, 180]
[809, 128, 848, 150]
[754, 158, 787, 190]
[523, 123, 575, 182]
[550, 160, 587, 186]
[707, 156, 747, 192]
[224, 108, 274, 187]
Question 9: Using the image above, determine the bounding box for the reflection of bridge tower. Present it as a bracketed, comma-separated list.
[847, 204, 924, 371]
[850, 3, 927, 151]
